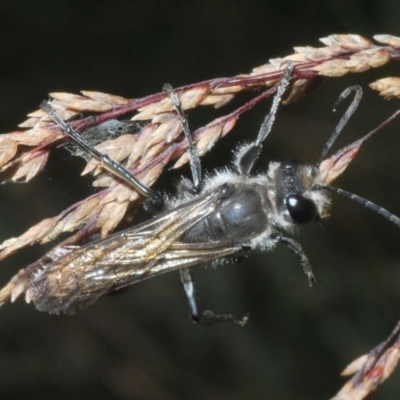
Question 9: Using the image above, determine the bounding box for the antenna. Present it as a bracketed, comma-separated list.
[313, 184, 400, 229]
[313, 86, 363, 176]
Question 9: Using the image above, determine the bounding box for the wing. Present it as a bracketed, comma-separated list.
[26, 185, 242, 314]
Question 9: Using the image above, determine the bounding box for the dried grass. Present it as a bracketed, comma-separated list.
[1, 33, 400, 399]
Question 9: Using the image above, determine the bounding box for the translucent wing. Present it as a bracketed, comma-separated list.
[26, 185, 242, 314]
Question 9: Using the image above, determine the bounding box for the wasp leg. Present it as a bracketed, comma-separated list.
[41, 101, 163, 208]
[164, 84, 202, 194]
[237, 61, 293, 176]
[274, 234, 316, 286]
[179, 267, 248, 326]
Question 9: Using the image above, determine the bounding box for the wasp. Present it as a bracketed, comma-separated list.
[31, 63, 400, 325]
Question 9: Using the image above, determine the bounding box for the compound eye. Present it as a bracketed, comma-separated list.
[285, 194, 318, 224]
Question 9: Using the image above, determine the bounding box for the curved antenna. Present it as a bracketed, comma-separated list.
[313, 184, 400, 229]
[313, 86, 363, 176]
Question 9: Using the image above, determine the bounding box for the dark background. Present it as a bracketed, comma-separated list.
[0, 1, 400, 399]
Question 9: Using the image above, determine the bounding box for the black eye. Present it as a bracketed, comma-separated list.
[285, 194, 318, 224]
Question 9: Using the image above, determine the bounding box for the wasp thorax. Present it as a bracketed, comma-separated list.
[182, 182, 270, 243]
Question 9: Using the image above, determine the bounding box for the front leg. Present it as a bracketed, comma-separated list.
[273, 233, 316, 286]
